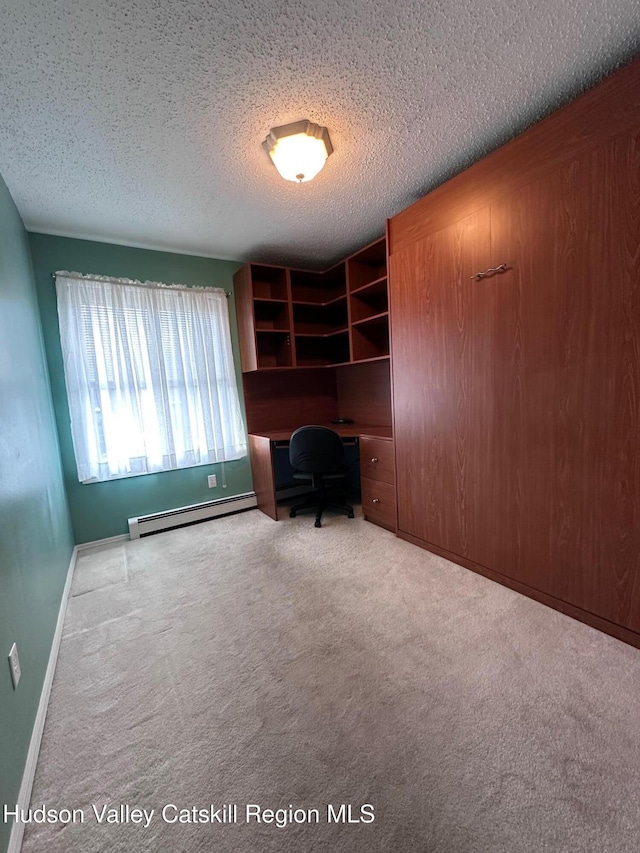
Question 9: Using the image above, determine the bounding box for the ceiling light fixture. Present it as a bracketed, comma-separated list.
[263, 120, 333, 183]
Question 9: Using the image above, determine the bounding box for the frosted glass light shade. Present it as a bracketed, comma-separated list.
[263, 120, 333, 183]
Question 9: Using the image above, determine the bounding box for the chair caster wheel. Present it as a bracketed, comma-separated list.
[348, 510, 354, 518]
[314, 520, 322, 528]
[289, 510, 297, 518]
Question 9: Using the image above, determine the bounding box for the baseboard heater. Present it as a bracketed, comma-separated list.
[128, 491, 257, 539]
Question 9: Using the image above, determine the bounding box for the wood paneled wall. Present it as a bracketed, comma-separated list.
[242, 360, 393, 434]
[336, 360, 392, 427]
[389, 57, 640, 648]
[242, 369, 338, 434]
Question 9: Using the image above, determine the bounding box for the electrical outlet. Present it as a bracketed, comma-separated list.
[207, 474, 217, 488]
[8, 643, 21, 689]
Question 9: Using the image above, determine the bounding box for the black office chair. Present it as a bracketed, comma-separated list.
[288, 426, 355, 528]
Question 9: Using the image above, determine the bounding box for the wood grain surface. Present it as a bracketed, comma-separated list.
[361, 476, 397, 531]
[391, 208, 492, 556]
[390, 123, 640, 635]
[360, 436, 396, 485]
[249, 434, 278, 520]
[233, 264, 258, 372]
[486, 132, 640, 630]
[336, 359, 392, 426]
[242, 369, 338, 433]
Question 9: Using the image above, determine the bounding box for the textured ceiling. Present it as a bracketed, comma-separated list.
[0, 0, 638, 268]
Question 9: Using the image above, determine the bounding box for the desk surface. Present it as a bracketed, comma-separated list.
[247, 424, 393, 520]
[249, 423, 393, 441]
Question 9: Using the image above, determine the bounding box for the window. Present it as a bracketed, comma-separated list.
[55, 272, 247, 483]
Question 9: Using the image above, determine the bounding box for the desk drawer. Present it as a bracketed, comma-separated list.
[361, 476, 396, 531]
[360, 437, 395, 485]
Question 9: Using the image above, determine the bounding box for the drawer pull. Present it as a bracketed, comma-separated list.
[372, 498, 380, 504]
[370, 457, 378, 463]
[471, 263, 508, 281]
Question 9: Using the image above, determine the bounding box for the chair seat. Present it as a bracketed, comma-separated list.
[293, 470, 346, 482]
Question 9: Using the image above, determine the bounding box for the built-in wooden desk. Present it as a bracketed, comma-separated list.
[250, 423, 392, 442]
[249, 423, 393, 520]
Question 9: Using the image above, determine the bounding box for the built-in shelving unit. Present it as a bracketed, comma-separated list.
[290, 265, 346, 304]
[351, 313, 390, 361]
[250, 265, 288, 300]
[234, 235, 389, 371]
[254, 299, 289, 330]
[347, 237, 389, 363]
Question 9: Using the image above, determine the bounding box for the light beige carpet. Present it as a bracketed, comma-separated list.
[20, 507, 640, 852]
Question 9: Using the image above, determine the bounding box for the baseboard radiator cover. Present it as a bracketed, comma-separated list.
[128, 491, 257, 539]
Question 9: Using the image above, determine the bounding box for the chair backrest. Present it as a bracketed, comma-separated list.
[289, 426, 345, 474]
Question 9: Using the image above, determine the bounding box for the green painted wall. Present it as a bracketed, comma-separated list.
[0, 178, 75, 853]
[29, 233, 252, 544]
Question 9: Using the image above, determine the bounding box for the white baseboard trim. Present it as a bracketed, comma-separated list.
[8, 545, 79, 853]
[75, 533, 130, 554]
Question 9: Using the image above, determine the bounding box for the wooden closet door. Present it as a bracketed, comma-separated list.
[488, 132, 640, 630]
[391, 209, 492, 555]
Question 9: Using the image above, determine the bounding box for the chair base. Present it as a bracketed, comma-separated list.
[289, 491, 354, 528]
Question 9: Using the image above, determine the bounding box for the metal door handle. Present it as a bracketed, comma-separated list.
[371, 457, 378, 463]
[372, 498, 380, 504]
[471, 263, 508, 280]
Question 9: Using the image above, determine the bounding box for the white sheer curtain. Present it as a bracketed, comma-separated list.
[55, 272, 247, 483]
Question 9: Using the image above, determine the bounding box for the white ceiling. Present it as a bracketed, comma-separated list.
[0, 0, 638, 268]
